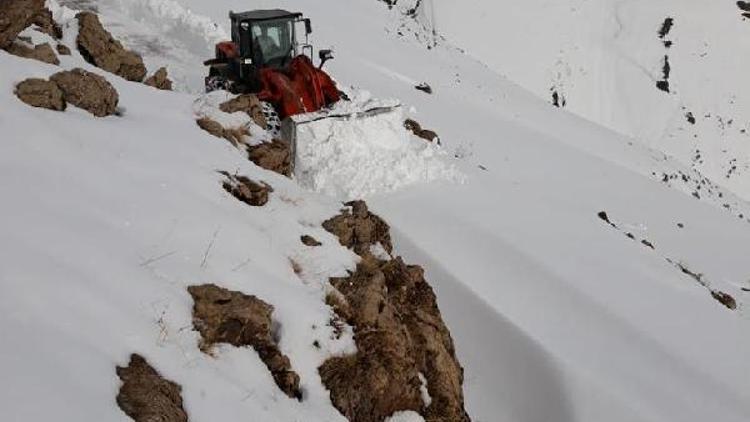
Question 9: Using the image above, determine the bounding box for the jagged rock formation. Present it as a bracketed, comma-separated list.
[320, 201, 470, 422]
[188, 284, 302, 400]
[219, 171, 272, 207]
[5, 40, 59, 65]
[50, 68, 119, 117]
[0, 0, 44, 49]
[116, 354, 189, 422]
[144, 67, 173, 91]
[15, 78, 66, 111]
[76, 11, 147, 82]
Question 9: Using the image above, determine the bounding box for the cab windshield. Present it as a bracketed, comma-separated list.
[252, 19, 294, 66]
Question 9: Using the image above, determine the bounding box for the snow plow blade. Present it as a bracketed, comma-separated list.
[280, 101, 403, 176]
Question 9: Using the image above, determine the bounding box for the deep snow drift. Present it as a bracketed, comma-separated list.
[1, 0, 750, 421]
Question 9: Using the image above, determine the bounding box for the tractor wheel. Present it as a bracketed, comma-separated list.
[261, 101, 281, 137]
[205, 75, 230, 93]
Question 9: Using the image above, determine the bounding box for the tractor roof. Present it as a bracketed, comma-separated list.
[230, 9, 302, 22]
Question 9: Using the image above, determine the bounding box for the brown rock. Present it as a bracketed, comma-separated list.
[76, 12, 146, 82]
[196, 117, 226, 138]
[116, 354, 188, 422]
[5, 41, 59, 65]
[322, 200, 392, 258]
[56, 43, 71, 55]
[50, 68, 119, 117]
[320, 202, 470, 422]
[404, 118, 440, 144]
[15, 78, 65, 111]
[220, 94, 267, 128]
[144, 67, 173, 91]
[0, 0, 44, 49]
[196, 117, 250, 147]
[301, 235, 322, 246]
[247, 139, 291, 176]
[31, 8, 63, 39]
[219, 171, 272, 207]
[188, 284, 302, 400]
[711, 290, 737, 310]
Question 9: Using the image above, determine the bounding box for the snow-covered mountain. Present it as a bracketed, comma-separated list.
[1, 1, 749, 422]
[430, 0, 750, 201]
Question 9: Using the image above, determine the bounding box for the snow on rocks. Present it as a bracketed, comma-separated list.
[385, 411, 426, 422]
[0, 0, 45, 49]
[292, 92, 464, 200]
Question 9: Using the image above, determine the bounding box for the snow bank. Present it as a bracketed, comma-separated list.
[385, 411, 425, 422]
[292, 93, 464, 200]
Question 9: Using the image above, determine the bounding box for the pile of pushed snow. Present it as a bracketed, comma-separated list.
[292, 91, 464, 199]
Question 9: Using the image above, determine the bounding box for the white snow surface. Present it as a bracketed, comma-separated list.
[1, 0, 750, 422]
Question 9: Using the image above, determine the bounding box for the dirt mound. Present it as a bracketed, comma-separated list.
[31, 8, 63, 39]
[320, 201, 470, 422]
[322, 201, 392, 257]
[247, 139, 291, 176]
[50, 68, 119, 117]
[404, 118, 440, 144]
[15, 78, 66, 111]
[220, 171, 272, 207]
[116, 354, 188, 422]
[0, 0, 44, 49]
[76, 11, 147, 82]
[188, 284, 302, 400]
[196, 116, 249, 147]
[5, 40, 59, 65]
[144, 67, 173, 91]
[220, 94, 267, 129]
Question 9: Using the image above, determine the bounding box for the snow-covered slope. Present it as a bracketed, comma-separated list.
[2, 1, 750, 421]
[430, 0, 750, 202]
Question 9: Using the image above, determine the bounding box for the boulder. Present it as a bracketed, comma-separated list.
[247, 139, 292, 176]
[144, 67, 173, 91]
[56, 43, 71, 55]
[0, 0, 45, 49]
[75, 12, 147, 82]
[31, 8, 63, 39]
[116, 354, 188, 422]
[50, 68, 119, 117]
[5, 41, 59, 65]
[15, 78, 66, 111]
[220, 94, 267, 128]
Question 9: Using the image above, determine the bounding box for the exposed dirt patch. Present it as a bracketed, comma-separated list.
[404, 118, 440, 144]
[5, 40, 59, 65]
[50, 68, 119, 117]
[15, 78, 66, 111]
[220, 94, 267, 129]
[320, 201, 470, 422]
[301, 235, 322, 247]
[116, 354, 188, 422]
[247, 139, 292, 176]
[76, 11, 147, 82]
[322, 200, 393, 258]
[188, 284, 302, 400]
[0, 0, 44, 49]
[144, 67, 173, 91]
[219, 171, 272, 207]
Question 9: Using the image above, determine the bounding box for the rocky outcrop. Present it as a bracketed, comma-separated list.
[0, 0, 44, 49]
[247, 139, 291, 176]
[188, 284, 302, 400]
[31, 8, 63, 39]
[144, 67, 173, 91]
[50, 68, 119, 117]
[404, 118, 440, 144]
[196, 117, 249, 147]
[320, 201, 470, 422]
[15, 78, 66, 111]
[116, 354, 189, 422]
[76, 12, 147, 82]
[5, 41, 59, 65]
[220, 171, 272, 207]
[220, 94, 267, 128]
[322, 200, 392, 257]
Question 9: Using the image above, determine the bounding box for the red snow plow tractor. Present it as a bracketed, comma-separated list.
[203, 9, 341, 118]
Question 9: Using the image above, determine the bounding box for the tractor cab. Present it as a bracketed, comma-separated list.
[230, 9, 308, 70]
